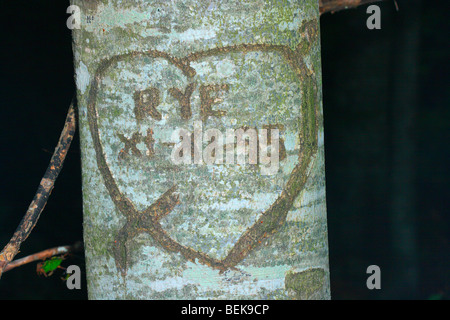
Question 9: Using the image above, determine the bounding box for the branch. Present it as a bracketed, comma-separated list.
[319, 0, 384, 15]
[0, 100, 77, 278]
[2, 242, 83, 273]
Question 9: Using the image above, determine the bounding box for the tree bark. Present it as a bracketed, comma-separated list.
[72, 0, 329, 299]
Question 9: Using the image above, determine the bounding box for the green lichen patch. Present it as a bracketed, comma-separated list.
[285, 267, 326, 299]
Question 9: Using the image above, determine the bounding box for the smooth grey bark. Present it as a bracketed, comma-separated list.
[72, 0, 330, 299]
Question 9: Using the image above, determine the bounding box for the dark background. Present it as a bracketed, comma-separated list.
[0, 0, 448, 299]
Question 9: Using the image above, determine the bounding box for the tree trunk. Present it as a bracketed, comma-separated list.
[72, 0, 330, 299]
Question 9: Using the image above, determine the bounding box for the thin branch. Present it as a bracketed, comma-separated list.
[0, 100, 77, 278]
[2, 241, 83, 273]
[319, 0, 384, 15]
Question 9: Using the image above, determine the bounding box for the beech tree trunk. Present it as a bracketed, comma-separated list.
[72, 0, 330, 299]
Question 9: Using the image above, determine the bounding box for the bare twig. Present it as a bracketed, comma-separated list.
[319, 0, 384, 14]
[0, 100, 77, 278]
[2, 241, 83, 273]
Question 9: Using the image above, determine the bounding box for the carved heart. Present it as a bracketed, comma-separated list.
[86, 40, 319, 276]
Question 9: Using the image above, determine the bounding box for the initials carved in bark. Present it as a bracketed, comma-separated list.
[86, 19, 320, 276]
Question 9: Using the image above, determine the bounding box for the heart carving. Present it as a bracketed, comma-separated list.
[86, 23, 319, 276]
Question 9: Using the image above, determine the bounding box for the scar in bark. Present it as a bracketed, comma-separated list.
[133, 87, 162, 121]
[87, 42, 319, 276]
[113, 186, 180, 276]
[169, 82, 196, 120]
[117, 132, 142, 159]
[200, 84, 229, 121]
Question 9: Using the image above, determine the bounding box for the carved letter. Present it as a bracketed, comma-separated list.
[168, 82, 196, 120]
[199, 84, 229, 121]
[133, 88, 162, 121]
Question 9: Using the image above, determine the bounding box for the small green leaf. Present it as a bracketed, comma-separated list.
[41, 257, 64, 273]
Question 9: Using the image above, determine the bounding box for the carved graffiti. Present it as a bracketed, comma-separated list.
[86, 19, 320, 276]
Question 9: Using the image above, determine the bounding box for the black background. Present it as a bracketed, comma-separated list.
[0, 0, 448, 300]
